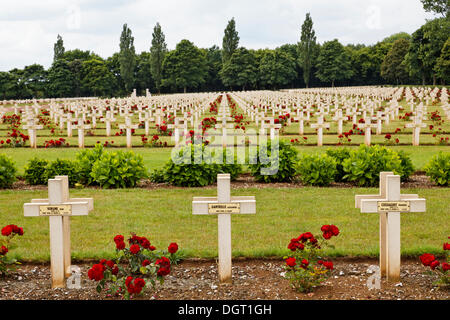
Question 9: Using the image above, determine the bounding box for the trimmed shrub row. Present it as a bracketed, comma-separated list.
[0, 144, 448, 189]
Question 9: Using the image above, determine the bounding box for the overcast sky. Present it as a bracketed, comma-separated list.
[0, 0, 437, 71]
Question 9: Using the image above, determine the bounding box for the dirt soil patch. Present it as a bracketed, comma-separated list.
[0, 258, 448, 300]
[10, 173, 440, 191]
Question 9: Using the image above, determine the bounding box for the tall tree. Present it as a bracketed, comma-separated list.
[81, 58, 115, 97]
[435, 37, 450, 84]
[119, 23, 136, 93]
[161, 40, 207, 93]
[47, 59, 74, 98]
[381, 39, 410, 84]
[259, 49, 297, 89]
[23, 64, 47, 98]
[53, 34, 65, 62]
[220, 47, 257, 90]
[315, 39, 353, 87]
[135, 51, 155, 95]
[298, 13, 317, 88]
[150, 22, 168, 93]
[204, 45, 224, 91]
[420, 0, 449, 17]
[222, 18, 240, 63]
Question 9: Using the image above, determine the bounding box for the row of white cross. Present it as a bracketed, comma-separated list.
[23, 171, 425, 288]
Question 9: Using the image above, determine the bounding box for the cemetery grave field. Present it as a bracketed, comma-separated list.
[0, 88, 448, 300]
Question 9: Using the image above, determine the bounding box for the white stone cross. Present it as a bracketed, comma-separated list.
[405, 116, 426, 146]
[332, 109, 346, 136]
[73, 118, 91, 148]
[355, 172, 426, 282]
[293, 111, 308, 136]
[357, 117, 378, 146]
[192, 174, 256, 283]
[372, 111, 386, 135]
[215, 117, 235, 147]
[310, 115, 330, 146]
[23, 176, 93, 288]
[119, 116, 139, 148]
[168, 118, 188, 147]
[101, 111, 117, 137]
[22, 117, 43, 148]
[260, 117, 281, 140]
[139, 111, 155, 136]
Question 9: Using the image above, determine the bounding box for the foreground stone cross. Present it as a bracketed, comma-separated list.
[23, 176, 94, 288]
[355, 172, 426, 282]
[192, 174, 256, 283]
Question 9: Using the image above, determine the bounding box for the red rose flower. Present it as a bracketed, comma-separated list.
[430, 260, 440, 270]
[420, 253, 436, 266]
[116, 241, 125, 250]
[168, 242, 178, 254]
[114, 235, 124, 244]
[88, 263, 106, 281]
[285, 257, 296, 267]
[0, 246, 8, 255]
[130, 244, 140, 254]
[1, 225, 12, 236]
[142, 259, 151, 267]
[442, 262, 450, 271]
[443, 243, 450, 251]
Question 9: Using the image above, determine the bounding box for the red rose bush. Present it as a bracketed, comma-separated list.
[283, 225, 339, 293]
[0, 224, 24, 275]
[87, 233, 180, 299]
[419, 237, 449, 289]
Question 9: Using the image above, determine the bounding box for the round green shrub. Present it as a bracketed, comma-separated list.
[24, 158, 49, 185]
[76, 144, 105, 185]
[45, 159, 80, 187]
[325, 148, 350, 182]
[297, 154, 337, 186]
[424, 152, 450, 186]
[150, 144, 242, 187]
[249, 140, 298, 183]
[0, 154, 17, 188]
[342, 145, 403, 187]
[397, 150, 415, 182]
[91, 150, 147, 188]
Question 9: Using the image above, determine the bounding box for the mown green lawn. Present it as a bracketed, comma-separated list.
[1, 186, 448, 262]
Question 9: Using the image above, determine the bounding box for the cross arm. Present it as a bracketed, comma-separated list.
[359, 198, 426, 213]
[355, 194, 419, 208]
[24, 201, 91, 217]
[192, 196, 256, 215]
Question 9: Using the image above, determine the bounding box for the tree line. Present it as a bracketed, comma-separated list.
[0, 1, 448, 99]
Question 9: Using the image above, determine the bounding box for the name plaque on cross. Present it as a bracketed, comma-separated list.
[377, 201, 410, 212]
[208, 203, 240, 214]
[39, 205, 72, 216]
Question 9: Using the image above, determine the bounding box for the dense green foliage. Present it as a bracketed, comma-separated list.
[342, 145, 405, 187]
[23, 158, 49, 185]
[0, 154, 17, 188]
[424, 152, 450, 186]
[91, 150, 147, 188]
[297, 153, 337, 186]
[150, 145, 242, 187]
[325, 148, 351, 182]
[249, 140, 298, 183]
[44, 159, 80, 187]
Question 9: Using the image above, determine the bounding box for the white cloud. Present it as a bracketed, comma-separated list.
[0, 0, 437, 71]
